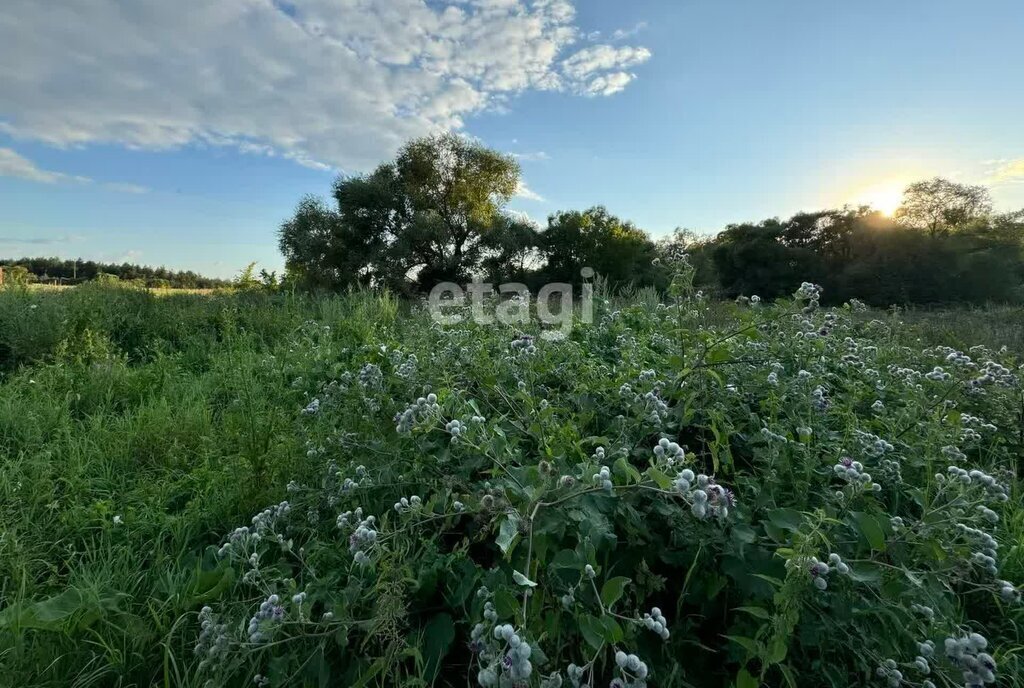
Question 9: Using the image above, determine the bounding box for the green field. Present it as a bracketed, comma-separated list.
[1, 283, 1022, 687]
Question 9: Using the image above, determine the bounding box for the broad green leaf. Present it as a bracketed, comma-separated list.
[496, 513, 521, 555]
[725, 635, 760, 656]
[600, 576, 630, 609]
[734, 606, 770, 620]
[579, 615, 605, 651]
[512, 570, 537, 587]
[852, 512, 887, 551]
[646, 466, 674, 490]
[421, 613, 456, 682]
[736, 668, 759, 688]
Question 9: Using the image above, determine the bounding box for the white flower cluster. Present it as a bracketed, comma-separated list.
[394, 352, 418, 379]
[801, 553, 849, 591]
[875, 658, 904, 687]
[810, 385, 829, 412]
[960, 413, 998, 434]
[474, 623, 534, 686]
[654, 438, 685, 466]
[832, 457, 882, 493]
[853, 430, 894, 457]
[510, 334, 537, 356]
[910, 603, 935, 621]
[925, 366, 951, 382]
[952, 521, 1000, 576]
[642, 606, 670, 640]
[395, 393, 440, 433]
[393, 495, 423, 513]
[301, 398, 320, 415]
[357, 362, 383, 390]
[969, 359, 1017, 391]
[996, 579, 1020, 603]
[944, 632, 997, 685]
[943, 465, 1009, 502]
[195, 606, 230, 672]
[247, 594, 285, 644]
[614, 650, 650, 683]
[337, 508, 377, 566]
[795, 282, 822, 311]
[680, 473, 734, 520]
[592, 462, 613, 493]
[760, 427, 788, 443]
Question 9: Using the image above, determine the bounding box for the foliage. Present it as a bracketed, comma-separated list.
[894, 178, 994, 237]
[3, 277, 1022, 687]
[279, 133, 523, 292]
[0, 256, 230, 288]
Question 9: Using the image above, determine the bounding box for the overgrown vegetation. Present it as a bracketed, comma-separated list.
[1, 267, 1022, 687]
[279, 134, 1024, 307]
[1, 256, 231, 289]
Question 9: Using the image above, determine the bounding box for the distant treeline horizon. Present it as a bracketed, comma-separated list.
[279, 134, 1024, 307]
[1, 257, 231, 289]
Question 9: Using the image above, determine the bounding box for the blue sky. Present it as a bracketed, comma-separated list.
[2, 0, 1023, 278]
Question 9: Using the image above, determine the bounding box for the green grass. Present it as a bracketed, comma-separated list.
[0, 284, 1022, 687]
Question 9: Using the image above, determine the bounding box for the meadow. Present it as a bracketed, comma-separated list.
[0, 277, 1022, 688]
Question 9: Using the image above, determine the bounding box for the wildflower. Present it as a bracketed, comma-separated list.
[642, 606, 671, 640]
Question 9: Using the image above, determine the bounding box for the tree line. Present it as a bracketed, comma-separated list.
[280, 135, 1024, 306]
[0, 257, 230, 289]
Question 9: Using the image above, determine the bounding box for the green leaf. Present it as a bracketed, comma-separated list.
[579, 615, 605, 651]
[751, 573, 784, 588]
[646, 466, 674, 490]
[512, 570, 537, 587]
[599, 615, 624, 643]
[614, 457, 642, 484]
[736, 668, 759, 688]
[600, 576, 630, 609]
[734, 606, 770, 620]
[766, 508, 804, 532]
[421, 613, 456, 682]
[766, 636, 788, 664]
[844, 562, 881, 584]
[852, 512, 887, 552]
[725, 635, 760, 656]
[496, 513, 521, 556]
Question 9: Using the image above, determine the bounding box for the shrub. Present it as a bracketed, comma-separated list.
[186, 273, 1023, 686]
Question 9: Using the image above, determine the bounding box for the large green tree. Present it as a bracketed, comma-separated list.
[538, 206, 658, 288]
[279, 133, 521, 292]
[894, 177, 993, 236]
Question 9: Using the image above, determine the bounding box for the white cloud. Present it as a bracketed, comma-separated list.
[512, 151, 551, 162]
[611, 22, 648, 41]
[0, 147, 150, 193]
[0, 0, 650, 172]
[515, 181, 545, 202]
[0, 147, 90, 185]
[986, 159, 1024, 184]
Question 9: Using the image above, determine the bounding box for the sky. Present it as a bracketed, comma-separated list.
[1, 0, 1023, 279]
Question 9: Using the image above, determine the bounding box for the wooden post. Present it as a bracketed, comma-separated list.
[0, 266, 5, 286]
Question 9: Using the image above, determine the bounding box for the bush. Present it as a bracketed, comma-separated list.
[183, 278, 1023, 686]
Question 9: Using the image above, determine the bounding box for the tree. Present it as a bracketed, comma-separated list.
[894, 177, 993, 236]
[538, 207, 658, 288]
[279, 133, 520, 292]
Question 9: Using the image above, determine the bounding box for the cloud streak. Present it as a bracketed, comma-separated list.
[985, 159, 1024, 184]
[0, 0, 651, 172]
[0, 147, 150, 193]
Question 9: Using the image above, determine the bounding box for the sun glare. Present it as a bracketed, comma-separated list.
[853, 182, 906, 216]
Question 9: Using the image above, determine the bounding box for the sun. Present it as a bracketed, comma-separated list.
[852, 182, 906, 216]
